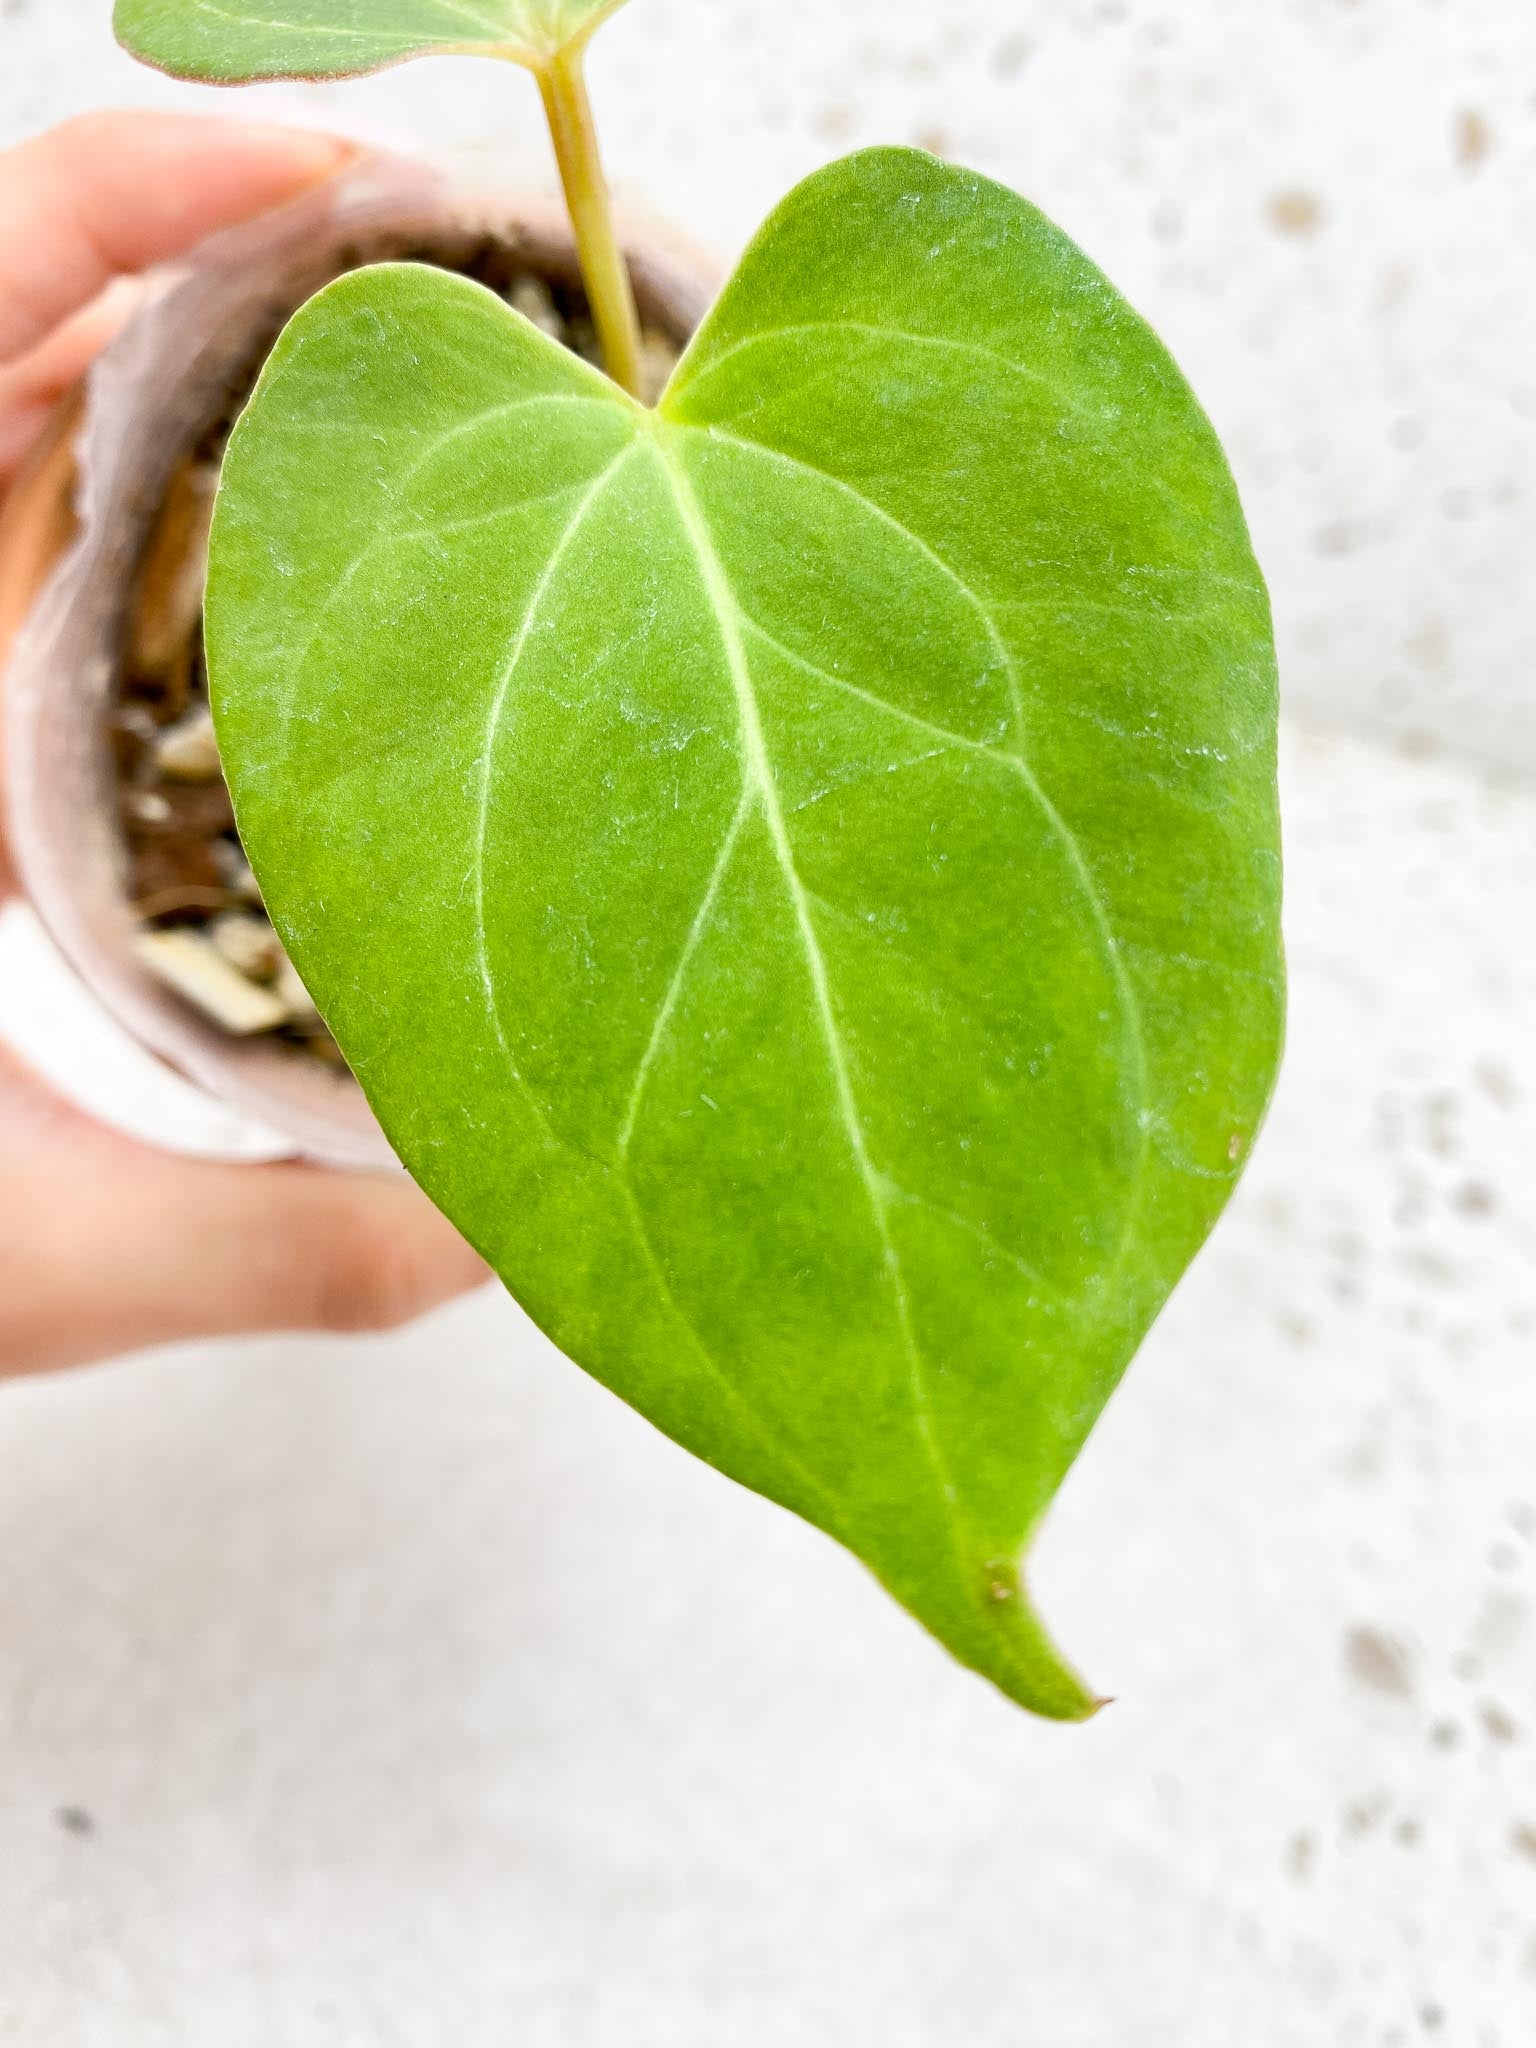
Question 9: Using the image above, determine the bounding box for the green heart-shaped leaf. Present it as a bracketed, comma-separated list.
[113, 0, 629, 79]
[208, 148, 1283, 1717]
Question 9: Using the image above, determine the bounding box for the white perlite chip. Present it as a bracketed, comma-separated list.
[135, 929, 286, 1034]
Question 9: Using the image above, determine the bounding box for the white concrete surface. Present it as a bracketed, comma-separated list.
[2, 3, 1535, 2042]
[5, 0, 1535, 771]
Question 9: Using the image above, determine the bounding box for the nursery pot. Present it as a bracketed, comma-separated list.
[0, 155, 712, 1169]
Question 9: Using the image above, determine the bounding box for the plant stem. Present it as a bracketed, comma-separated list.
[537, 47, 644, 400]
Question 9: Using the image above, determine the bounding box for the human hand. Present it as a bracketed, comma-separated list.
[0, 114, 488, 1377]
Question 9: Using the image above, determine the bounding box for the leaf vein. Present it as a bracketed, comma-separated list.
[618, 1181, 848, 1529]
[880, 1182, 1057, 1296]
[471, 442, 638, 1124]
[616, 790, 754, 1157]
[676, 319, 1068, 410]
[183, 0, 511, 45]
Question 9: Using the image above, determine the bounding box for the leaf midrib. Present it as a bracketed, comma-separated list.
[651, 432, 969, 1552]
[647, 427, 1102, 1697]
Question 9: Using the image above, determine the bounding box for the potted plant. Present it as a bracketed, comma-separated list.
[1, 144, 709, 1165]
[88, 0, 1283, 1717]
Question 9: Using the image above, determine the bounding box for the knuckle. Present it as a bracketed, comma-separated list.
[314, 1227, 424, 1335]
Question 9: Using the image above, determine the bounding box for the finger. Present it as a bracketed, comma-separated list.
[0, 279, 142, 481]
[145, 1159, 492, 1344]
[0, 113, 355, 365]
[0, 1149, 490, 1378]
[0, 395, 82, 899]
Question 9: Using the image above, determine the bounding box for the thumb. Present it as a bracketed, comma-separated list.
[0, 113, 356, 364]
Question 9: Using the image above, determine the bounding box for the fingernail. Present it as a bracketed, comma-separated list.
[240, 126, 364, 183]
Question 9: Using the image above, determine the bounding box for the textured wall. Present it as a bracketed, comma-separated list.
[2, 5, 1535, 2044]
[3, 0, 1534, 772]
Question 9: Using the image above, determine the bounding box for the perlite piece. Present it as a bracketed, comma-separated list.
[152, 706, 223, 783]
[209, 909, 283, 982]
[135, 928, 286, 1034]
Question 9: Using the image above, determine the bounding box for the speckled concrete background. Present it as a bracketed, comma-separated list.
[2, 4, 1534, 2043]
[7, 0, 1535, 771]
